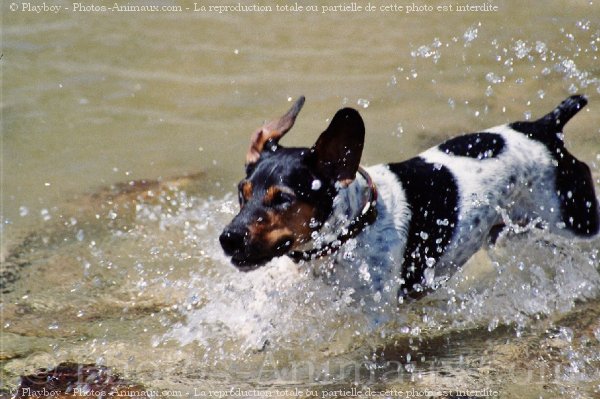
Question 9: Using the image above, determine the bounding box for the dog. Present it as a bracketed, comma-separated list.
[219, 95, 599, 308]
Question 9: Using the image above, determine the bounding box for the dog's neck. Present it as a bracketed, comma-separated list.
[288, 167, 377, 261]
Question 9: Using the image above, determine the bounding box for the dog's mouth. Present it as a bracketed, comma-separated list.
[228, 237, 295, 271]
[230, 255, 271, 271]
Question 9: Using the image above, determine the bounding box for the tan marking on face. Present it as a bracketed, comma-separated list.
[263, 186, 279, 206]
[281, 202, 317, 243]
[247, 201, 318, 250]
[241, 181, 253, 202]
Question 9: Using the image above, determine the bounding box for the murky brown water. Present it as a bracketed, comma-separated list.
[2, 1, 600, 398]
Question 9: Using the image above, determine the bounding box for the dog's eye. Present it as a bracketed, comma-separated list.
[269, 191, 295, 208]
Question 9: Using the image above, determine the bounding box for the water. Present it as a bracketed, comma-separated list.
[3, 1, 600, 398]
[3, 184, 600, 396]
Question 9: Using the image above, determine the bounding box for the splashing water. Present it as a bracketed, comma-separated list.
[408, 20, 600, 104]
[2, 171, 599, 394]
[153, 193, 600, 362]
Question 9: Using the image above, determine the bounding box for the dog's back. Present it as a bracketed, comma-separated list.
[220, 96, 599, 307]
[378, 95, 599, 296]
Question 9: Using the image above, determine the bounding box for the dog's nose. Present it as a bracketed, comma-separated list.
[219, 227, 247, 256]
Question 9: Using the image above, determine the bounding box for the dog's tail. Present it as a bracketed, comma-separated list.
[540, 94, 588, 131]
[509, 95, 588, 142]
[511, 95, 598, 237]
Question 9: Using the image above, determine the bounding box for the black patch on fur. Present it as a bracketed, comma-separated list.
[388, 157, 460, 295]
[510, 95, 599, 236]
[553, 152, 599, 235]
[438, 133, 505, 159]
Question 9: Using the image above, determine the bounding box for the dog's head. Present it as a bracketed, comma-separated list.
[219, 97, 365, 270]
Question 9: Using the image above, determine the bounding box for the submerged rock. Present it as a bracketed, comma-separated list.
[13, 362, 146, 399]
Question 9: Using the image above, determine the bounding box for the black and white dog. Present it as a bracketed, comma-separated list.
[220, 95, 599, 307]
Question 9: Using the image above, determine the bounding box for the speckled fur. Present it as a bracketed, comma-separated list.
[307, 98, 599, 310]
[221, 96, 599, 311]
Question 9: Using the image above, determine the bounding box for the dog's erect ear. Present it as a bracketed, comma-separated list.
[311, 108, 365, 186]
[246, 96, 305, 165]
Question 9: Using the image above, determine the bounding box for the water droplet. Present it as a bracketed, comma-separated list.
[373, 291, 381, 303]
[357, 98, 370, 109]
[412, 45, 432, 58]
[594, 327, 600, 342]
[513, 39, 531, 59]
[19, 206, 29, 217]
[359, 262, 371, 282]
[40, 208, 51, 222]
[558, 326, 574, 343]
[463, 26, 478, 44]
[485, 72, 504, 84]
[424, 266, 435, 286]
[535, 41, 547, 53]
[48, 321, 59, 330]
[488, 317, 499, 331]
[389, 123, 404, 139]
[576, 19, 591, 31]
[568, 83, 578, 94]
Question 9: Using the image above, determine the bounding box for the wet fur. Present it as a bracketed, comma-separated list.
[220, 96, 600, 307]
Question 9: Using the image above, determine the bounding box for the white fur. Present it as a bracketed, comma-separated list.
[309, 165, 411, 313]
[312, 122, 592, 310]
[418, 124, 560, 279]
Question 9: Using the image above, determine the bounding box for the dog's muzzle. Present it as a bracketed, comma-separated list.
[219, 226, 283, 271]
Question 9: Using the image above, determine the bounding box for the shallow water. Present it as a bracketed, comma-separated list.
[2, 1, 600, 398]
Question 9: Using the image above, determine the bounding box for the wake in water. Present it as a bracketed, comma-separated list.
[159, 193, 600, 361]
[2, 175, 599, 393]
